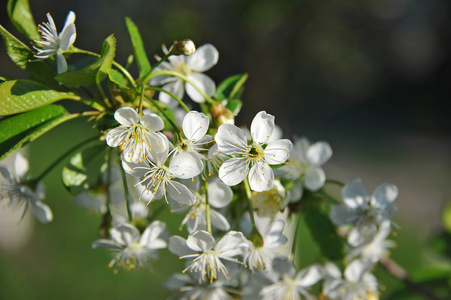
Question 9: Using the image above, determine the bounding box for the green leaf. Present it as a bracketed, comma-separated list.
[125, 17, 151, 79]
[225, 99, 243, 116]
[0, 25, 57, 85]
[7, 0, 39, 41]
[215, 73, 248, 101]
[303, 206, 346, 261]
[0, 79, 80, 116]
[0, 105, 74, 160]
[61, 145, 107, 195]
[97, 34, 116, 83]
[108, 68, 129, 89]
[55, 35, 116, 87]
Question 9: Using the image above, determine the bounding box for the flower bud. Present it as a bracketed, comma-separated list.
[210, 102, 235, 125]
[171, 39, 196, 56]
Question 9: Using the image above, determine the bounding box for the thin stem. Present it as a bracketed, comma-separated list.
[120, 158, 133, 222]
[143, 95, 181, 138]
[325, 179, 345, 188]
[138, 83, 145, 116]
[204, 179, 212, 234]
[105, 147, 113, 214]
[71, 47, 136, 88]
[243, 178, 256, 229]
[148, 202, 166, 223]
[380, 257, 444, 300]
[33, 135, 100, 182]
[145, 70, 215, 104]
[146, 86, 190, 113]
[96, 78, 110, 109]
[149, 52, 170, 75]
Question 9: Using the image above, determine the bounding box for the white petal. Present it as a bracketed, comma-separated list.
[218, 158, 248, 186]
[344, 259, 373, 282]
[106, 126, 130, 147]
[121, 160, 148, 178]
[166, 180, 196, 206]
[371, 182, 398, 209]
[0, 166, 15, 184]
[306, 141, 332, 166]
[250, 111, 275, 144]
[159, 79, 184, 109]
[186, 230, 215, 252]
[264, 220, 287, 248]
[168, 236, 192, 256]
[169, 152, 203, 179]
[30, 201, 53, 223]
[342, 178, 371, 209]
[208, 180, 233, 208]
[110, 224, 140, 246]
[264, 139, 292, 165]
[114, 107, 139, 126]
[248, 163, 274, 192]
[140, 221, 167, 249]
[304, 167, 326, 191]
[14, 153, 29, 179]
[59, 11, 76, 51]
[329, 205, 359, 226]
[215, 231, 247, 256]
[296, 264, 324, 287]
[288, 181, 303, 203]
[182, 111, 209, 141]
[185, 73, 215, 103]
[140, 113, 164, 131]
[56, 51, 68, 74]
[271, 256, 297, 278]
[210, 209, 230, 231]
[215, 124, 248, 154]
[186, 43, 219, 72]
[92, 240, 122, 250]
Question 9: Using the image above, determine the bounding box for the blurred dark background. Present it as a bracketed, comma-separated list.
[1, 0, 451, 299]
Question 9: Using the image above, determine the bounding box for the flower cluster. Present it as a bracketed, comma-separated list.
[0, 7, 409, 300]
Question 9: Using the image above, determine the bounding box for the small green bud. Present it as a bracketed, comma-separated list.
[171, 39, 196, 56]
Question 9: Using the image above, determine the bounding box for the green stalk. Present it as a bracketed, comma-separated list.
[143, 95, 181, 138]
[144, 70, 215, 104]
[33, 135, 100, 182]
[146, 86, 190, 113]
[243, 178, 257, 230]
[138, 83, 145, 116]
[71, 47, 137, 88]
[120, 159, 133, 222]
[204, 179, 212, 234]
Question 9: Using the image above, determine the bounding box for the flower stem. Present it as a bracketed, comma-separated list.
[243, 178, 257, 229]
[204, 179, 212, 234]
[138, 83, 145, 116]
[71, 47, 137, 88]
[145, 86, 190, 113]
[143, 95, 182, 139]
[145, 70, 215, 104]
[33, 135, 100, 182]
[119, 159, 133, 222]
[325, 179, 345, 188]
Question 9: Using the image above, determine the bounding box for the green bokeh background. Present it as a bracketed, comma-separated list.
[1, 0, 451, 299]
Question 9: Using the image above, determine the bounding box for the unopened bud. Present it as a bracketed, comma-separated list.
[210, 102, 235, 125]
[171, 39, 196, 56]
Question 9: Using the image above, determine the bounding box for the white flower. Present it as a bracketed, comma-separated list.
[0, 153, 52, 223]
[92, 221, 167, 270]
[165, 272, 237, 300]
[174, 111, 212, 159]
[323, 259, 378, 300]
[215, 111, 293, 192]
[330, 178, 398, 246]
[150, 44, 219, 106]
[347, 220, 396, 263]
[174, 178, 232, 233]
[243, 219, 288, 272]
[277, 137, 332, 202]
[122, 140, 203, 206]
[203, 144, 228, 179]
[34, 11, 76, 74]
[252, 179, 289, 217]
[106, 107, 168, 163]
[260, 257, 324, 300]
[169, 230, 248, 283]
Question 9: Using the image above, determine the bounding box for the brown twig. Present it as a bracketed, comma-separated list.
[380, 257, 443, 300]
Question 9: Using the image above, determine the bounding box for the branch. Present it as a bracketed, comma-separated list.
[380, 257, 444, 300]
